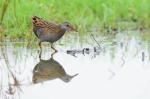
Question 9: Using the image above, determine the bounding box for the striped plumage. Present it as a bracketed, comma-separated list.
[32, 16, 77, 52]
[32, 54, 78, 84]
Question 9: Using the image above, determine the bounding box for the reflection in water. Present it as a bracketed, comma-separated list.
[32, 52, 78, 84]
[0, 30, 150, 99]
[67, 46, 102, 58]
[0, 46, 24, 99]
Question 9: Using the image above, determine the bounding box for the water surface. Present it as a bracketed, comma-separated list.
[0, 30, 150, 99]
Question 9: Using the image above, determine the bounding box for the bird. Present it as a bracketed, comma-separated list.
[32, 53, 78, 84]
[32, 15, 78, 52]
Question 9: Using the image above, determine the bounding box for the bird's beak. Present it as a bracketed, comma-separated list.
[69, 26, 78, 32]
[70, 74, 78, 78]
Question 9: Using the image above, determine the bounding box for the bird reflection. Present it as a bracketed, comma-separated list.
[32, 52, 78, 84]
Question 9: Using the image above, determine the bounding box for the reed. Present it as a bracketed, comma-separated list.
[0, 0, 150, 40]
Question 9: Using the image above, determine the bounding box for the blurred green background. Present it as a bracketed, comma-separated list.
[0, 0, 150, 41]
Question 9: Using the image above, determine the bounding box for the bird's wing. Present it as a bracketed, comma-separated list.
[32, 61, 63, 84]
[32, 16, 61, 34]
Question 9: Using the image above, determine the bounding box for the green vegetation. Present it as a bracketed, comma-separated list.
[0, 0, 150, 41]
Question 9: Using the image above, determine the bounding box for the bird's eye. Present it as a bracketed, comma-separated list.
[66, 24, 69, 27]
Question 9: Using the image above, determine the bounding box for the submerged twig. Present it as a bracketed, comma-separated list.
[120, 42, 123, 49]
[142, 52, 145, 61]
[1, 44, 24, 98]
[108, 69, 115, 80]
[121, 57, 125, 67]
[91, 34, 100, 47]
[67, 35, 102, 57]
[67, 50, 77, 57]
[10, 71, 24, 93]
[5, 83, 15, 95]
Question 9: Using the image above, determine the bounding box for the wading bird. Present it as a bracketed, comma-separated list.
[32, 16, 78, 52]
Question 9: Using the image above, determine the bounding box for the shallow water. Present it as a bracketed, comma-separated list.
[0, 30, 150, 99]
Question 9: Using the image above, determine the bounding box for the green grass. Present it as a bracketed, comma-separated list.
[0, 0, 150, 41]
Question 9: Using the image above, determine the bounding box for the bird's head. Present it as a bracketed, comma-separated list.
[61, 22, 78, 32]
[60, 74, 78, 83]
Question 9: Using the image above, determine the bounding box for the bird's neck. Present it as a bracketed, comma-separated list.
[60, 74, 71, 82]
[56, 25, 67, 38]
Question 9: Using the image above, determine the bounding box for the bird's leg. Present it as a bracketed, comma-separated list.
[38, 41, 42, 58]
[39, 50, 42, 59]
[38, 41, 42, 51]
[51, 43, 58, 52]
[51, 52, 57, 59]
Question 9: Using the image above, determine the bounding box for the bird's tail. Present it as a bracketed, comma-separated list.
[32, 15, 41, 25]
[32, 15, 40, 20]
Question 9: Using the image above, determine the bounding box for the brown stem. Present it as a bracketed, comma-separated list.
[1, 0, 10, 22]
[91, 34, 100, 47]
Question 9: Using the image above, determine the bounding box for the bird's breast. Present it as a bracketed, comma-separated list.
[41, 30, 66, 43]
